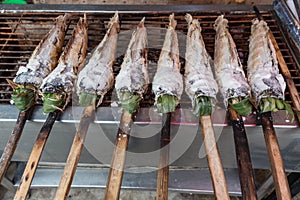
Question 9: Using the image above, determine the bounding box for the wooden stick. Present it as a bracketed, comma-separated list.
[104, 110, 132, 200]
[200, 115, 230, 200]
[228, 108, 258, 200]
[54, 105, 95, 200]
[254, 7, 293, 199]
[14, 111, 59, 200]
[261, 112, 291, 200]
[0, 110, 30, 182]
[156, 112, 171, 200]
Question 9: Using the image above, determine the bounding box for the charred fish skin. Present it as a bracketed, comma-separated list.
[115, 17, 148, 96]
[115, 18, 148, 113]
[10, 14, 68, 111]
[41, 16, 88, 113]
[248, 19, 286, 103]
[14, 15, 68, 86]
[152, 14, 183, 113]
[77, 12, 119, 107]
[185, 14, 218, 115]
[214, 15, 251, 106]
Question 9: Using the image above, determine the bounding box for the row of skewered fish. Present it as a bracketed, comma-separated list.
[9, 12, 292, 118]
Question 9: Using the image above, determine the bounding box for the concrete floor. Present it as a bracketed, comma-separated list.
[3, 187, 300, 200]
[0, 162, 242, 200]
[1, 187, 242, 200]
[0, 163, 297, 199]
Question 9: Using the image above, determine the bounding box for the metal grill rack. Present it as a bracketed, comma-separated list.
[1, 7, 299, 107]
[0, 4, 300, 198]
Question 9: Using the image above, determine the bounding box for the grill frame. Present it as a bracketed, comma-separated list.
[0, 4, 300, 197]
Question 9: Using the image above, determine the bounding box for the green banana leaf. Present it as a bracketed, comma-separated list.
[259, 97, 294, 121]
[228, 97, 253, 116]
[43, 93, 66, 113]
[193, 96, 214, 116]
[118, 91, 141, 114]
[79, 93, 97, 107]
[12, 86, 35, 111]
[157, 94, 178, 114]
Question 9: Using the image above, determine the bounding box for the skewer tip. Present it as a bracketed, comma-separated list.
[185, 13, 201, 31]
[62, 13, 72, 21]
[83, 13, 87, 24]
[139, 17, 146, 27]
[169, 13, 177, 29]
[108, 11, 120, 32]
[214, 15, 228, 30]
[113, 11, 119, 21]
[185, 13, 193, 24]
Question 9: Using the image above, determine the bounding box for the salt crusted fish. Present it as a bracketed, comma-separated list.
[248, 19, 291, 114]
[185, 14, 218, 116]
[152, 14, 183, 114]
[77, 12, 119, 107]
[9, 14, 68, 111]
[41, 16, 88, 113]
[214, 15, 252, 116]
[115, 18, 148, 114]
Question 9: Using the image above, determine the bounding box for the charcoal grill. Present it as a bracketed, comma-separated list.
[0, 3, 300, 198]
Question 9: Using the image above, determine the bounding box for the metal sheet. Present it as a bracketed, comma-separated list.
[0, 4, 272, 14]
[13, 164, 242, 196]
[1, 105, 299, 171]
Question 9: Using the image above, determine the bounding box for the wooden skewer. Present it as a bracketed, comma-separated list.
[261, 112, 291, 200]
[228, 108, 258, 200]
[156, 112, 171, 200]
[14, 111, 60, 200]
[253, 7, 294, 199]
[0, 110, 31, 182]
[200, 115, 230, 200]
[104, 110, 132, 200]
[54, 105, 95, 200]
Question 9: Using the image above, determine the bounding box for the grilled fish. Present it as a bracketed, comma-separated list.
[247, 19, 293, 115]
[115, 18, 148, 113]
[247, 19, 286, 103]
[152, 14, 183, 113]
[214, 15, 251, 106]
[14, 15, 67, 86]
[9, 14, 68, 111]
[77, 12, 119, 107]
[41, 16, 88, 113]
[185, 14, 218, 116]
